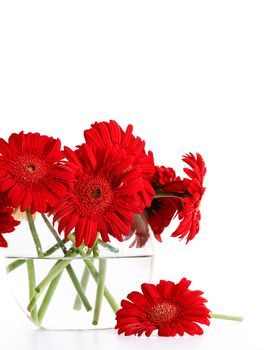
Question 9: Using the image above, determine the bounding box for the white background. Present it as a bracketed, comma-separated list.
[0, 1, 264, 349]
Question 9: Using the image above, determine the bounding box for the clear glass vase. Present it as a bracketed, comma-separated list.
[5, 214, 154, 330]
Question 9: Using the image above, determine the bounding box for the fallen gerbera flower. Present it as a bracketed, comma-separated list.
[115, 278, 211, 337]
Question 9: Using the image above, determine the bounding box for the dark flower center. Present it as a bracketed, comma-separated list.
[11, 155, 49, 185]
[92, 187, 102, 199]
[74, 175, 113, 213]
[146, 302, 179, 325]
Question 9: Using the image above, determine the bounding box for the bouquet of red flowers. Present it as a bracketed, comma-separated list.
[0, 120, 242, 335]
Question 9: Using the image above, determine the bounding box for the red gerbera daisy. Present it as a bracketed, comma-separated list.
[146, 198, 181, 241]
[0, 132, 74, 213]
[115, 278, 211, 337]
[165, 153, 206, 242]
[146, 166, 186, 241]
[0, 194, 20, 247]
[52, 142, 149, 247]
[83, 120, 155, 208]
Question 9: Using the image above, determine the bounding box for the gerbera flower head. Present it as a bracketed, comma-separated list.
[0, 194, 20, 247]
[52, 142, 150, 247]
[165, 153, 206, 242]
[83, 120, 155, 208]
[0, 132, 74, 214]
[115, 278, 211, 337]
[146, 197, 182, 241]
[146, 166, 186, 241]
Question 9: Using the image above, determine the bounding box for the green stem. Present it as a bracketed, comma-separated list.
[38, 272, 63, 324]
[154, 192, 189, 199]
[73, 266, 90, 310]
[26, 209, 44, 258]
[211, 313, 243, 322]
[97, 239, 119, 253]
[6, 259, 26, 273]
[26, 260, 39, 325]
[92, 259, 107, 325]
[41, 214, 66, 252]
[28, 251, 78, 313]
[83, 258, 119, 313]
[44, 239, 68, 256]
[66, 264, 92, 312]
[92, 240, 99, 257]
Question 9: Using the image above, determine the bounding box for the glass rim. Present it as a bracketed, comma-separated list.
[5, 254, 154, 260]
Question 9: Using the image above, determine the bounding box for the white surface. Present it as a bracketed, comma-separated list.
[0, 304, 263, 350]
[0, 321, 263, 350]
[1, 1, 264, 349]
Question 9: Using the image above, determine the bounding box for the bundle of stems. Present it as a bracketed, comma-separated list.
[7, 212, 119, 326]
